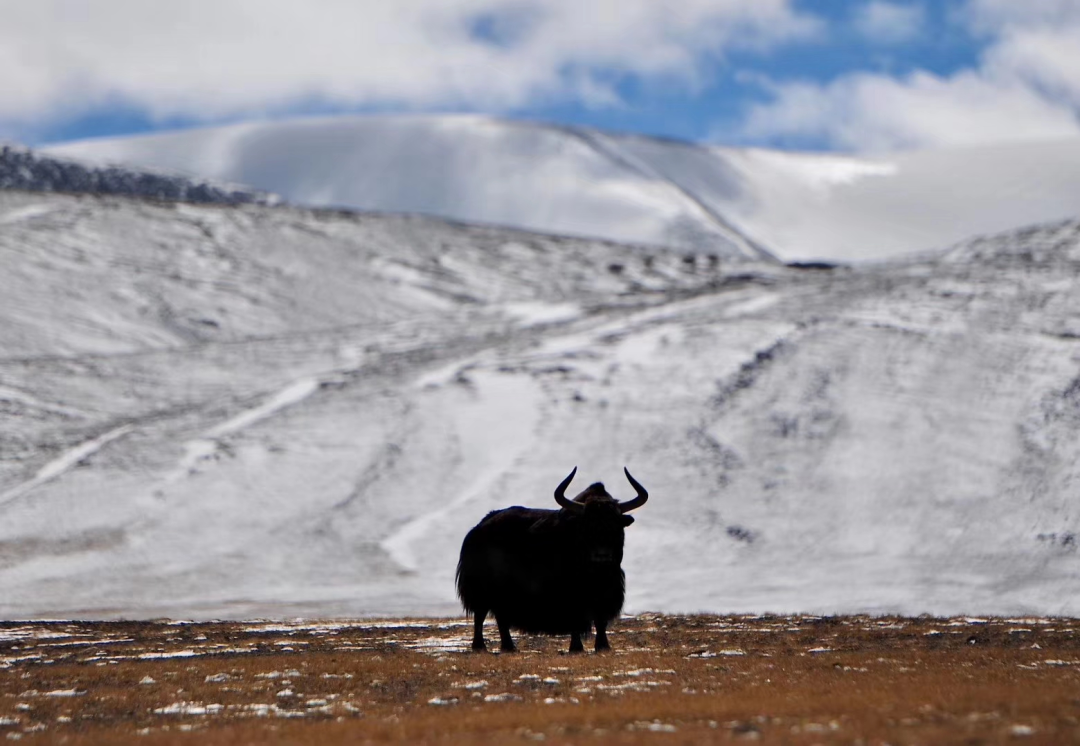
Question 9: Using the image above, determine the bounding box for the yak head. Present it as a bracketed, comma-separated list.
[552, 467, 648, 566]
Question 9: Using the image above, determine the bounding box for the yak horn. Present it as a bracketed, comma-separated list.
[619, 467, 648, 513]
[554, 467, 584, 512]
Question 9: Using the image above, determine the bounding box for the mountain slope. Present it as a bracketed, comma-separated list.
[1, 188, 1079, 619]
[45, 116, 1080, 261]
[44, 116, 771, 262]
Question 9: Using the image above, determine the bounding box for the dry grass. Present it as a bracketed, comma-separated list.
[2, 614, 1079, 744]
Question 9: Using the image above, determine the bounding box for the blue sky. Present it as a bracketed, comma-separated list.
[1, 0, 1078, 151]
[507, 1, 985, 148]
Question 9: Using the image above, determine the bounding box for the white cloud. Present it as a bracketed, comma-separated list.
[984, 24, 1080, 103]
[963, 0, 1080, 33]
[0, 0, 819, 133]
[739, 70, 1079, 152]
[853, 1, 926, 45]
[736, 3, 1080, 152]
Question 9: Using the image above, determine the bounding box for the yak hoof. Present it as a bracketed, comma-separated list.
[471, 641, 487, 652]
[499, 643, 517, 653]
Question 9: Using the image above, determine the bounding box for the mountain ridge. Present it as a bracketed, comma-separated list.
[1, 142, 276, 207]
[44, 114, 1080, 261]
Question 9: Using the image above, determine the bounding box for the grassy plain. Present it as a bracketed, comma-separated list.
[1, 614, 1078, 744]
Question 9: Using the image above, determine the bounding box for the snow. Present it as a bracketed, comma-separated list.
[154, 702, 223, 716]
[715, 138, 1080, 261]
[169, 378, 320, 481]
[1, 188, 1080, 619]
[484, 693, 523, 703]
[206, 379, 320, 439]
[0, 204, 57, 225]
[381, 369, 542, 572]
[44, 115, 1080, 262]
[501, 302, 581, 326]
[44, 115, 768, 261]
[138, 650, 199, 660]
[0, 425, 134, 506]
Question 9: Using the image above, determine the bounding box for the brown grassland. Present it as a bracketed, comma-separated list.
[1, 614, 1079, 744]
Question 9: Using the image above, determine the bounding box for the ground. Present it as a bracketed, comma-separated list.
[1, 614, 1078, 744]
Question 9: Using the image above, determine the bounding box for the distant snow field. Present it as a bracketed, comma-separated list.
[1, 180, 1079, 619]
[45, 115, 1080, 261]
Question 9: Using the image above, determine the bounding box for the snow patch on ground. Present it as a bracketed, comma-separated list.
[382, 369, 542, 572]
[500, 302, 581, 326]
[170, 378, 321, 481]
[0, 204, 57, 224]
[0, 425, 134, 506]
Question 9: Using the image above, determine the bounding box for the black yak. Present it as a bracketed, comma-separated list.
[456, 467, 648, 653]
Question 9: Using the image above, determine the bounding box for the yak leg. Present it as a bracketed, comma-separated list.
[568, 632, 585, 654]
[594, 619, 611, 652]
[496, 615, 516, 653]
[471, 608, 488, 651]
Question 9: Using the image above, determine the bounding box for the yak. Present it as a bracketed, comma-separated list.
[456, 467, 648, 653]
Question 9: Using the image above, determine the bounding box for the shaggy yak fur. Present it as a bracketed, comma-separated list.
[456, 467, 648, 653]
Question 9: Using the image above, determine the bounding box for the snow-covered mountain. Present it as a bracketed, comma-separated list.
[1, 143, 275, 206]
[45, 115, 1080, 262]
[1, 187, 1079, 620]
